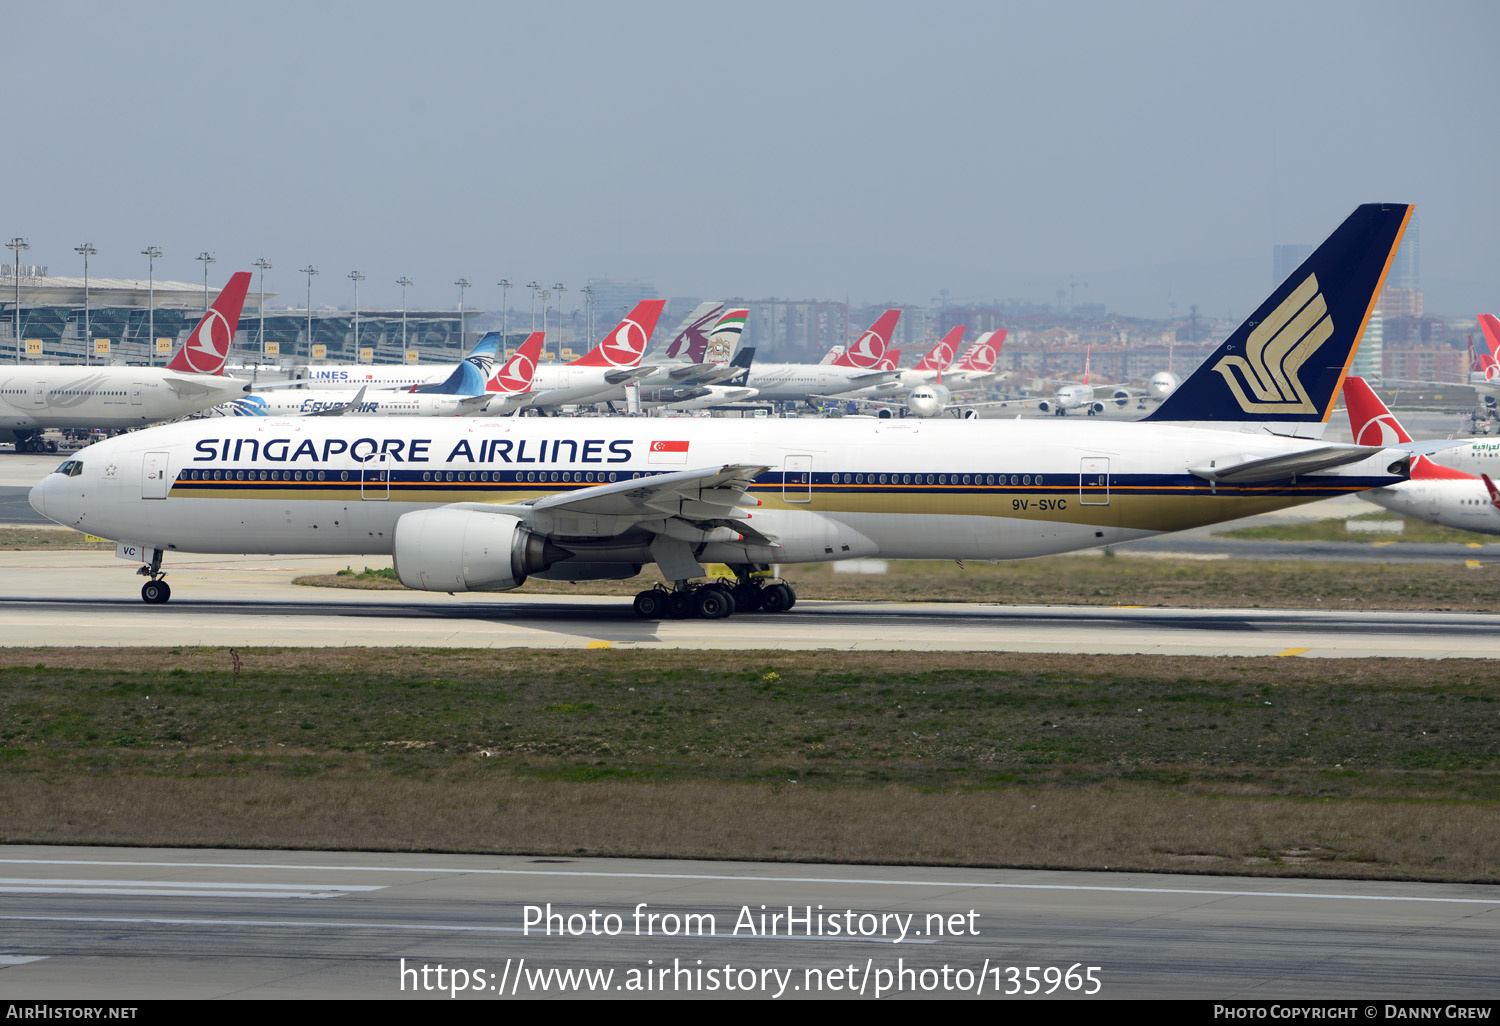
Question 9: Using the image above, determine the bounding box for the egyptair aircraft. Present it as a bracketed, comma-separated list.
[31, 203, 1429, 616]
[1, 272, 254, 450]
[1342, 375, 1500, 534]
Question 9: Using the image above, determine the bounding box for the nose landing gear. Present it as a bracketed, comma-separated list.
[135, 550, 171, 604]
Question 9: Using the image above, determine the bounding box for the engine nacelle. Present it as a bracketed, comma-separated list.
[1089, 401, 1106, 414]
[1037, 399, 1054, 414]
[1110, 389, 1131, 407]
[392, 508, 568, 592]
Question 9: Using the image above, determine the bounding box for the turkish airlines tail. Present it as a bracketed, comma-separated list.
[166, 271, 252, 375]
[955, 329, 1006, 372]
[914, 327, 964, 372]
[487, 332, 547, 394]
[1344, 376, 1468, 481]
[1476, 315, 1500, 380]
[571, 299, 667, 368]
[831, 309, 901, 369]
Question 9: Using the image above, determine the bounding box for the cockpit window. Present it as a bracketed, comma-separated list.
[54, 460, 83, 477]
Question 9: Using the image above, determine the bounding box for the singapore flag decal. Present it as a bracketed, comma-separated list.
[648, 439, 690, 465]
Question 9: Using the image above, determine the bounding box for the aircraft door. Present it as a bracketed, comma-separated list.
[131, 382, 144, 406]
[1079, 457, 1110, 505]
[783, 455, 812, 503]
[361, 454, 390, 500]
[142, 451, 171, 500]
[31, 382, 46, 407]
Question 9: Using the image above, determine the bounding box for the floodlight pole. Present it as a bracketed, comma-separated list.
[7, 238, 28, 363]
[300, 265, 318, 359]
[75, 243, 96, 364]
[196, 252, 216, 313]
[497, 279, 511, 344]
[397, 276, 413, 353]
[252, 258, 271, 360]
[348, 270, 365, 356]
[141, 246, 161, 366]
[455, 278, 471, 350]
[552, 282, 567, 362]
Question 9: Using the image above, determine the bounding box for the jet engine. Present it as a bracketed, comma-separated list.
[392, 508, 569, 592]
[1110, 389, 1131, 407]
[1036, 399, 1054, 414]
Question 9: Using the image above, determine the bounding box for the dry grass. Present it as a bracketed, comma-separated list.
[0, 527, 112, 550]
[2, 646, 1498, 881]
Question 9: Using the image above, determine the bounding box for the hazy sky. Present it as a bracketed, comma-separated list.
[6, 1, 1496, 320]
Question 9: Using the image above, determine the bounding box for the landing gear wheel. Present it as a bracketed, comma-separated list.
[731, 583, 762, 613]
[665, 591, 693, 619]
[632, 589, 665, 620]
[759, 582, 795, 613]
[693, 586, 733, 620]
[141, 580, 171, 604]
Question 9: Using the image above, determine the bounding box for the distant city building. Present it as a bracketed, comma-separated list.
[1273, 244, 1314, 285]
[1383, 345, 1463, 384]
[1391, 214, 1419, 291]
[937, 307, 1005, 337]
[1351, 308, 1383, 382]
[1378, 287, 1423, 321]
[733, 300, 848, 361]
[585, 278, 658, 328]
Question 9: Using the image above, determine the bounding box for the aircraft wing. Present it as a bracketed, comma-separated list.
[602, 366, 659, 385]
[1189, 445, 1401, 483]
[165, 374, 238, 397]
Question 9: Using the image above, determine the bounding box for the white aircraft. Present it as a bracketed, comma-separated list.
[941, 331, 1007, 391]
[520, 300, 667, 411]
[31, 203, 1429, 619]
[728, 309, 903, 403]
[1036, 346, 1135, 416]
[1343, 376, 1500, 534]
[1, 272, 254, 451]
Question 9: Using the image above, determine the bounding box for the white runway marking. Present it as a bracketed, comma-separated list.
[0, 956, 49, 966]
[2, 859, 1495, 905]
[0, 877, 384, 899]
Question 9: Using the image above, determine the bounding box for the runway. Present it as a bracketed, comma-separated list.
[0, 549, 1495, 657]
[1, 845, 1497, 999]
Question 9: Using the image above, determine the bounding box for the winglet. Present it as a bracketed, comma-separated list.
[1147, 203, 1413, 436]
[166, 271, 252, 375]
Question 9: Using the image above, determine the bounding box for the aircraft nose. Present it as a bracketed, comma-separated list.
[28, 476, 50, 519]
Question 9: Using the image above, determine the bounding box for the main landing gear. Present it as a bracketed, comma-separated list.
[136, 550, 171, 604]
[632, 574, 797, 621]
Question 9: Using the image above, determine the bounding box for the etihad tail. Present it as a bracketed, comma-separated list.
[832, 309, 901, 369]
[1147, 203, 1413, 436]
[706, 308, 748, 363]
[166, 271, 252, 375]
[1344, 375, 1467, 481]
[571, 299, 666, 368]
[487, 331, 546, 394]
[914, 327, 964, 372]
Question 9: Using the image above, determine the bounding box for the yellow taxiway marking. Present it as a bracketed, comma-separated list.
[1467, 543, 1483, 549]
[1276, 648, 1310, 657]
[587, 641, 612, 650]
[1466, 560, 1482, 568]
[1373, 541, 1394, 547]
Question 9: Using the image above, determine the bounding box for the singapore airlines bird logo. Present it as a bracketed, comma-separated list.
[182, 309, 232, 373]
[1212, 274, 1332, 415]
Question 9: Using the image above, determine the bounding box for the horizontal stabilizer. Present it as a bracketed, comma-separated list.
[1190, 445, 1403, 483]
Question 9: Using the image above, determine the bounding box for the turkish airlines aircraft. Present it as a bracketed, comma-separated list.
[729, 310, 902, 402]
[1343, 376, 1500, 534]
[520, 300, 667, 411]
[31, 203, 1427, 617]
[0, 272, 255, 450]
[941, 330, 1006, 390]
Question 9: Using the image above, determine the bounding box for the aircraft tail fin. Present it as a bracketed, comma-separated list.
[914, 327, 963, 372]
[420, 332, 501, 395]
[1477, 315, 1500, 380]
[1147, 203, 1413, 436]
[832, 309, 900, 368]
[705, 308, 748, 363]
[1344, 375, 1467, 481]
[955, 328, 1005, 372]
[571, 299, 666, 368]
[661, 301, 726, 360]
[487, 332, 546, 394]
[166, 271, 252, 375]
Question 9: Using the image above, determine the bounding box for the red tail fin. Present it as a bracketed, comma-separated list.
[879, 349, 901, 371]
[166, 271, 251, 375]
[1477, 315, 1500, 380]
[487, 332, 546, 394]
[832, 309, 900, 368]
[956, 328, 1005, 371]
[1483, 474, 1500, 510]
[1344, 376, 1470, 481]
[570, 300, 666, 368]
[914, 327, 963, 372]
[1343, 375, 1413, 445]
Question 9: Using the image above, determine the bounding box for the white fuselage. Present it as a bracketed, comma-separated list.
[294, 365, 454, 390]
[741, 364, 896, 402]
[1, 367, 249, 437]
[1425, 438, 1500, 477]
[201, 389, 484, 419]
[31, 417, 1407, 572]
[1361, 478, 1500, 535]
[522, 363, 649, 409]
